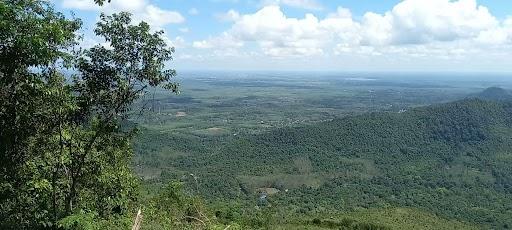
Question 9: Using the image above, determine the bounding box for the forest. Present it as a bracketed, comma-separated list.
[3, 0, 512, 229]
[136, 96, 512, 229]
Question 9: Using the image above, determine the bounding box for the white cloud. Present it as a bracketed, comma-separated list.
[476, 17, 512, 45]
[197, 6, 329, 57]
[476, 28, 509, 45]
[193, 32, 243, 49]
[61, 0, 185, 29]
[195, 5, 355, 57]
[189, 8, 199, 15]
[164, 36, 186, 48]
[135, 5, 184, 29]
[261, 0, 323, 10]
[61, 0, 184, 60]
[194, 0, 512, 60]
[63, 0, 512, 70]
[216, 9, 241, 22]
[61, 0, 99, 10]
[359, 0, 499, 46]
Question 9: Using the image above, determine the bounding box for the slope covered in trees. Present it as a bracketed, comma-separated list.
[469, 87, 512, 101]
[160, 98, 512, 229]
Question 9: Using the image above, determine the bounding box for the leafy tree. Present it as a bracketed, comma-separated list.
[94, 0, 110, 6]
[0, 0, 178, 229]
[63, 11, 178, 218]
[0, 0, 81, 227]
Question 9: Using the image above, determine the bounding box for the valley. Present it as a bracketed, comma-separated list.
[132, 72, 512, 229]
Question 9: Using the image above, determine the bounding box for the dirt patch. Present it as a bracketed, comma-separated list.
[257, 187, 280, 195]
[175, 112, 187, 117]
[191, 127, 229, 136]
[238, 174, 323, 191]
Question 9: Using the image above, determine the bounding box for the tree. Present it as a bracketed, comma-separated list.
[0, 0, 81, 227]
[61, 10, 178, 219]
[0, 1, 178, 229]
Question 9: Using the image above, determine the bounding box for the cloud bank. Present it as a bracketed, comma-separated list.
[61, 0, 185, 29]
[194, 0, 512, 59]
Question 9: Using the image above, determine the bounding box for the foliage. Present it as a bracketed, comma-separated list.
[142, 98, 512, 229]
[0, 0, 177, 229]
[0, 0, 81, 228]
[58, 211, 100, 230]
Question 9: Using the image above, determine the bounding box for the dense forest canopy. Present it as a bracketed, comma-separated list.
[136, 97, 512, 229]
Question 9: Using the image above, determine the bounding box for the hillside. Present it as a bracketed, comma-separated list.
[157, 99, 512, 229]
[469, 87, 512, 101]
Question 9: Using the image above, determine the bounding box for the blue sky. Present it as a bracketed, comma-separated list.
[53, 0, 512, 72]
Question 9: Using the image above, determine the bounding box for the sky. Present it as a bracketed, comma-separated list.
[52, 0, 512, 72]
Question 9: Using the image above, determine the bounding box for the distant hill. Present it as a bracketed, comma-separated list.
[177, 99, 512, 229]
[469, 87, 512, 101]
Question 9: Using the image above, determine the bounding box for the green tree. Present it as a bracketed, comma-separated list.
[59, 10, 178, 220]
[0, 1, 178, 229]
[0, 0, 81, 227]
